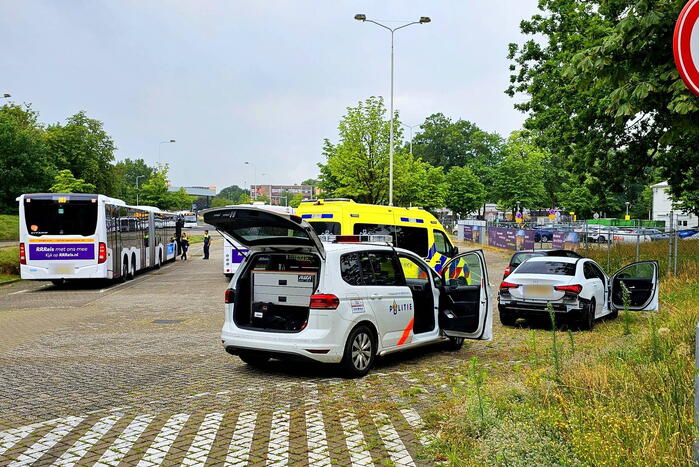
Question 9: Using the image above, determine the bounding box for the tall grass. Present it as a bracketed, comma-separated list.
[0, 214, 19, 241]
[585, 238, 699, 277]
[0, 247, 20, 277]
[430, 271, 698, 465]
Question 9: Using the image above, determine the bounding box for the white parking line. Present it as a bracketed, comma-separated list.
[372, 412, 415, 467]
[137, 413, 189, 466]
[96, 414, 154, 466]
[0, 418, 61, 457]
[225, 411, 257, 466]
[9, 416, 85, 466]
[399, 408, 433, 446]
[306, 409, 331, 466]
[266, 408, 290, 466]
[54, 414, 122, 466]
[340, 410, 374, 467]
[181, 412, 223, 465]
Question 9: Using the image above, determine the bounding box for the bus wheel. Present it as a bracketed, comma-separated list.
[129, 254, 136, 280]
[120, 258, 129, 282]
[51, 279, 65, 287]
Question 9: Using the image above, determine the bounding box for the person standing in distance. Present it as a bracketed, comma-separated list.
[180, 232, 189, 260]
[203, 230, 211, 260]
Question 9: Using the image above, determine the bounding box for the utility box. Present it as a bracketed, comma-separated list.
[252, 271, 316, 307]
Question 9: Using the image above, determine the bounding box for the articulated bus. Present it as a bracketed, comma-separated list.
[17, 193, 178, 284]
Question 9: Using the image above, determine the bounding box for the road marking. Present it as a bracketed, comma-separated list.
[306, 409, 331, 466]
[225, 411, 257, 466]
[55, 414, 122, 466]
[9, 416, 85, 466]
[340, 409, 374, 467]
[399, 408, 432, 446]
[266, 408, 290, 466]
[96, 414, 154, 466]
[182, 412, 223, 465]
[8, 289, 29, 295]
[372, 412, 415, 467]
[0, 418, 61, 456]
[137, 413, 189, 466]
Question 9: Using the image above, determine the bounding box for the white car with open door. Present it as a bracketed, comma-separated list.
[204, 206, 492, 377]
[498, 256, 658, 330]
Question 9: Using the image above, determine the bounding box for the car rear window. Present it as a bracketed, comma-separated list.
[515, 261, 577, 275]
[511, 252, 543, 267]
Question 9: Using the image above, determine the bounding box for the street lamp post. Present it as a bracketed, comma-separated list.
[158, 139, 176, 165]
[135, 175, 145, 205]
[401, 123, 419, 156]
[245, 161, 257, 200]
[355, 14, 431, 206]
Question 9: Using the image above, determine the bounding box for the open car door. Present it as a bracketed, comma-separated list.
[610, 261, 659, 311]
[203, 207, 325, 258]
[438, 250, 492, 340]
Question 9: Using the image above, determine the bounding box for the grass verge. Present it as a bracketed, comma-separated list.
[427, 271, 698, 465]
[0, 215, 19, 241]
[0, 247, 20, 282]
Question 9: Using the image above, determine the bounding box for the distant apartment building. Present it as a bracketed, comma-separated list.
[251, 184, 315, 205]
[651, 181, 698, 229]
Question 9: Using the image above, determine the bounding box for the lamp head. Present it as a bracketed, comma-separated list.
[419, 16, 431, 23]
[354, 14, 366, 21]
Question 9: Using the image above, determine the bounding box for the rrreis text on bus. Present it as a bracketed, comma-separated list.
[17, 193, 179, 284]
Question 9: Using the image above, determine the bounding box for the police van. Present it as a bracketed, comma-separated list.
[204, 206, 492, 377]
[296, 199, 459, 273]
[222, 203, 295, 277]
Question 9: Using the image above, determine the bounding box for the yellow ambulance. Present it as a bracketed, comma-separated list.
[296, 199, 465, 278]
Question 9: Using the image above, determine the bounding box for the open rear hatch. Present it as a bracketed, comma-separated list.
[205, 207, 325, 332]
[204, 207, 325, 258]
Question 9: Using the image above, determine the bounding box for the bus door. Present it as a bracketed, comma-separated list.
[107, 205, 121, 278]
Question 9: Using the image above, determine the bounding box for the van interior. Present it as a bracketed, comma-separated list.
[233, 252, 320, 332]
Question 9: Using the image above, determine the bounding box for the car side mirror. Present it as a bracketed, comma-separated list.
[452, 246, 459, 256]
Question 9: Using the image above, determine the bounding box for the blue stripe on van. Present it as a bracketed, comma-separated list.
[301, 214, 312, 219]
[400, 217, 424, 224]
[321, 213, 333, 219]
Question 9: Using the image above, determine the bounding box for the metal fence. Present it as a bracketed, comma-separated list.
[458, 220, 698, 277]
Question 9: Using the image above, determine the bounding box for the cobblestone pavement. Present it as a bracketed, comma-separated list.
[0, 238, 511, 466]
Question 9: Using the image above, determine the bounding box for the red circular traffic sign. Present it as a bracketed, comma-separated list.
[674, 0, 699, 96]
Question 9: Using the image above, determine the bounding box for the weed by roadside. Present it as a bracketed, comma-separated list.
[0, 247, 19, 280]
[0, 214, 19, 241]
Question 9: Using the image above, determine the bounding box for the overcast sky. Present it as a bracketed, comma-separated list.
[2, 0, 540, 192]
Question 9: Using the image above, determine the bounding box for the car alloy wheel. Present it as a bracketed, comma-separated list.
[352, 331, 372, 371]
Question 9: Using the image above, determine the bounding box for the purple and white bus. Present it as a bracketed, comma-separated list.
[17, 193, 178, 284]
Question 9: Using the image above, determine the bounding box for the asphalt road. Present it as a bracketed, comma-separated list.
[0, 237, 512, 466]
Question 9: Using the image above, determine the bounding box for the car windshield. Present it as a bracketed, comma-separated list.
[515, 261, 577, 275]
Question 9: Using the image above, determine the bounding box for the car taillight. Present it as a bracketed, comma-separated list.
[554, 284, 583, 295]
[309, 294, 340, 310]
[97, 242, 107, 264]
[499, 281, 520, 289]
[225, 288, 235, 304]
[19, 243, 26, 265]
[503, 266, 511, 277]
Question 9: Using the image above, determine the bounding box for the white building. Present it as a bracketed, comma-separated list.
[651, 181, 698, 229]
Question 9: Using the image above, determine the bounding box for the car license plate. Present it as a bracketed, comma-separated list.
[526, 285, 550, 298]
[53, 265, 75, 275]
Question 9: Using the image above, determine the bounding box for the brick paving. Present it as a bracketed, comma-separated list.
[0, 238, 512, 466]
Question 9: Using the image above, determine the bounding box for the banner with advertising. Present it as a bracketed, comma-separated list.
[28, 243, 95, 260]
[462, 225, 484, 243]
[488, 228, 535, 251]
[552, 231, 580, 250]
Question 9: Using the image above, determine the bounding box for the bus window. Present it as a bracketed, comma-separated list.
[433, 230, 453, 257]
[24, 198, 98, 236]
[309, 222, 341, 235]
[395, 226, 428, 257]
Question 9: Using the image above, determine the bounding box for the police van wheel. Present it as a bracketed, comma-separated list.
[341, 325, 376, 378]
[444, 336, 464, 351]
[239, 351, 269, 367]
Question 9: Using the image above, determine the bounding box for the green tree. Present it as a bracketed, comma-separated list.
[0, 104, 54, 213]
[493, 132, 547, 216]
[113, 158, 155, 205]
[444, 166, 486, 217]
[238, 193, 252, 204]
[289, 193, 306, 208]
[557, 174, 600, 219]
[300, 178, 318, 186]
[139, 165, 192, 210]
[49, 169, 96, 193]
[507, 0, 699, 214]
[210, 196, 233, 208]
[317, 96, 403, 204]
[45, 111, 118, 196]
[393, 154, 447, 210]
[218, 185, 247, 203]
